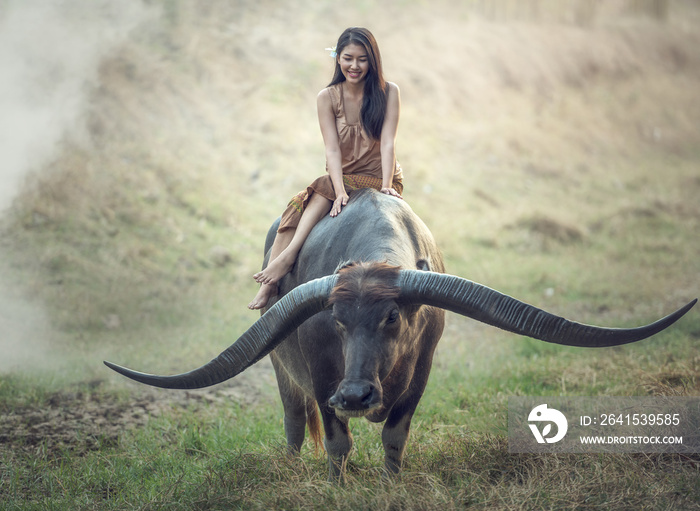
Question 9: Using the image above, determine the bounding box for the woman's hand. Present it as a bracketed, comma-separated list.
[330, 192, 349, 217]
[381, 187, 403, 199]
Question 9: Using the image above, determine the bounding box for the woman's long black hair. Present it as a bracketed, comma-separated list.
[328, 27, 387, 140]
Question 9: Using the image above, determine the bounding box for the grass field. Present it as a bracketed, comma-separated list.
[1, 1, 699, 509]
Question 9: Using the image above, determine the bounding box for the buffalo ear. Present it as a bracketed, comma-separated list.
[334, 260, 359, 273]
[401, 260, 432, 321]
[416, 259, 431, 271]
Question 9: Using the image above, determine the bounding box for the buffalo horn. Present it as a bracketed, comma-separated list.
[104, 275, 337, 389]
[398, 270, 696, 347]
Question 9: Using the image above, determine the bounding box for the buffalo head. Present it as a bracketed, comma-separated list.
[327, 262, 409, 417]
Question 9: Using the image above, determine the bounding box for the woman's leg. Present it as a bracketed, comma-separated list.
[254, 192, 332, 285]
[247, 228, 294, 310]
[248, 192, 332, 309]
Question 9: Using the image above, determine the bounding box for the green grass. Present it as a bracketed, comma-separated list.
[2, 307, 698, 510]
[3, 337, 699, 510]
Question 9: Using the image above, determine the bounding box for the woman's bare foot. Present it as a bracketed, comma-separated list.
[248, 283, 278, 310]
[253, 251, 296, 285]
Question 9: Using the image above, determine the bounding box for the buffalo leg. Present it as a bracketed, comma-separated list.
[381, 398, 419, 476]
[381, 329, 440, 475]
[270, 355, 307, 454]
[381, 314, 443, 475]
[319, 405, 353, 483]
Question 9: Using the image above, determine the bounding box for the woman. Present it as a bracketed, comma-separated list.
[248, 27, 404, 309]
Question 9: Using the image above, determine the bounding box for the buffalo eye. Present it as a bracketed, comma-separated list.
[335, 319, 347, 332]
[386, 309, 399, 324]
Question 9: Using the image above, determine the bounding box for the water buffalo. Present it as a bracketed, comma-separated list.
[105, 188, 696, 481]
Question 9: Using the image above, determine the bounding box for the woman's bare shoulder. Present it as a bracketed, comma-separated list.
[385, 82, 400, 105]
[317, 84, 339, 104]
[386, 81, 400, 95]
[318, 86, 333, 104]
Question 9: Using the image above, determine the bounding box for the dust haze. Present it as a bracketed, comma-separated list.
[0, 0, 151, 372]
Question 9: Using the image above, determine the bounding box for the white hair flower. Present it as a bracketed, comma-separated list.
[325, 46, 337, 58]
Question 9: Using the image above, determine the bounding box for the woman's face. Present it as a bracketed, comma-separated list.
[337, 43, 369, 85]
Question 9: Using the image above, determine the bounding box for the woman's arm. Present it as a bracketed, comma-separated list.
[380, 82, 402, 198]
[317, 89, 348, 216]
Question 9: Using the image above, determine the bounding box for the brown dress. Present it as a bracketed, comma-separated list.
[278, 82, 404, 232]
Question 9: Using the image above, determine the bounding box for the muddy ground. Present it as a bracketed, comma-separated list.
[0, 360, 276, 459]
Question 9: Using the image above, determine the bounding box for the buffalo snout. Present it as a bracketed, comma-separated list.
[329, 379, 382, 416]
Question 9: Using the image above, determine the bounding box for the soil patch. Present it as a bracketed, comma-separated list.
[1, 361, 275, 458]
